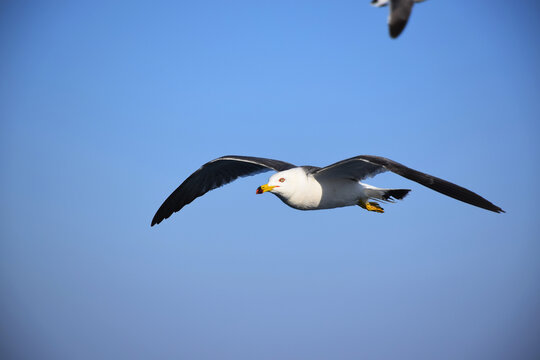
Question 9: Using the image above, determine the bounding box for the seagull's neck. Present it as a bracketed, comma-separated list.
[273, 172, 323, 210]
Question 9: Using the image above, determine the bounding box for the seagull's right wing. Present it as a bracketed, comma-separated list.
[389, 0, 414, 38]
[151, 156, 296, 226]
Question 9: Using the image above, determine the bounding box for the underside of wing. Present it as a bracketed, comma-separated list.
[389, 0, 414, 38]
[151, 156, 296, 226]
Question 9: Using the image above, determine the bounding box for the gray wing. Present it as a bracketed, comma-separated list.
[313, 155, 504, 213]
[389, 0, 414, 38]
[151, 156, 296, 226]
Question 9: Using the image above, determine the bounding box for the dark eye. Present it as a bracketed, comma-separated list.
[279, 178, 285, 183]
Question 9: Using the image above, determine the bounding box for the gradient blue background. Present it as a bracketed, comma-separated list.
[1, 1, 539, 359]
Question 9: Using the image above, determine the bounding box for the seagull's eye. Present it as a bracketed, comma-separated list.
[279, 178, 285, 183]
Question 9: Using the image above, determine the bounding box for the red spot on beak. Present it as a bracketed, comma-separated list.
[256, 186, 263, 194]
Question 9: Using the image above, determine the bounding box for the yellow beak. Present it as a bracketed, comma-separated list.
[256, 184, 277, 194]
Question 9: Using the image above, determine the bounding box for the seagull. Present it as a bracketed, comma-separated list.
[371, 0, 427, 38]
[151, 155, 504, 226]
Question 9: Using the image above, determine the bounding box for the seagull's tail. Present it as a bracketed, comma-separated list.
[363, 186, 411, 202]
[381, 189, 411, 201]
[360, 183, 411, 203]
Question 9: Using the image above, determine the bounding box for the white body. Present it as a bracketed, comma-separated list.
[266, 168, 387, 210]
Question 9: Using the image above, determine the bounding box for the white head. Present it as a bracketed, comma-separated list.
[256, 168, 307, 201]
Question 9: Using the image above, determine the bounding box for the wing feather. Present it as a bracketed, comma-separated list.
[314, 155, 504, 213]
[151, 156, 296, 226]
[389, 0, 414, 38]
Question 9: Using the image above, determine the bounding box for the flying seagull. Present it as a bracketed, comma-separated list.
[151, 155, 504, 226]
[371, 0, 427, 38]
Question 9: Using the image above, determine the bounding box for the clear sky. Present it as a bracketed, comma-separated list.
[1, 1, 539, 359]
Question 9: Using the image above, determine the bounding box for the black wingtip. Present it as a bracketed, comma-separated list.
[389, 24, 406, 38]
[474, 202, 504, 214]
[480, 201, 504, 214]
[150, 214, 162, 227]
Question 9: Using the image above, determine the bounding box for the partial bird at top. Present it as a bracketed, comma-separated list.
[371, 0, 427, 38]
[151, 155, 504, 226]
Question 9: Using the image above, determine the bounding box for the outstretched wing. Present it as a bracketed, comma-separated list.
[151, 156, 296, 226]
[389, 0, 414, 38]
[313, 155, 504, 213]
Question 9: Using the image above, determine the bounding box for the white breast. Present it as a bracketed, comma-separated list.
[277, 175, 323, 210]
[276, 174, 365, 210]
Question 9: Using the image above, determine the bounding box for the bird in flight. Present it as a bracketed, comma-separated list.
[371, 0, 427, 38]
[151, 155, 504, 226]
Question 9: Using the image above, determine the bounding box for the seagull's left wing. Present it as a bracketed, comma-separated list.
[312, 155, 504, 213]
[152, 156, 296, 226]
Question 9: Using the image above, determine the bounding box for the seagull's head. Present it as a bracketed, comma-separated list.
[256, 168, 304, 199]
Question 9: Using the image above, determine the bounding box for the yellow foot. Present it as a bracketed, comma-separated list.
[359, 201, 384, 213]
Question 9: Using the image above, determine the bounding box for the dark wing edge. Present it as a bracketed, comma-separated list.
[389, 0, 414, 38]
[151, 156, 296, 226]
[357, 155, 505, 213]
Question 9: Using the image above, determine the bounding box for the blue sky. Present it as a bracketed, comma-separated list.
[1, 1, 539, 359]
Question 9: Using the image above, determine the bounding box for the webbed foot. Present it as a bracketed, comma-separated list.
[358, 201, 384, 213]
